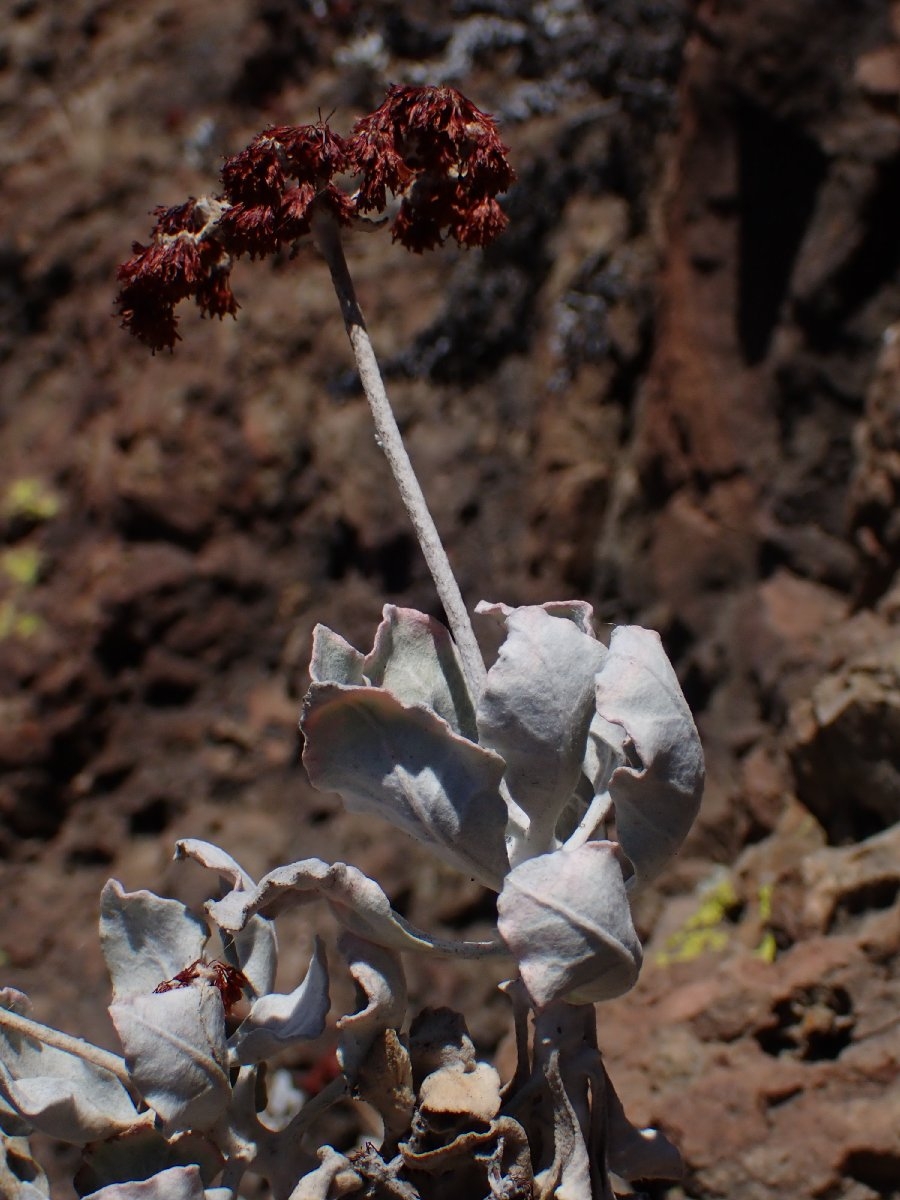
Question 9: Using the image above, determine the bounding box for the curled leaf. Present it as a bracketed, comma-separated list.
[109, 986, 229, 1134]
[288, 1148, 361, 1200]
[207, 858, 507, 960]
[336, 933, 408, 1080]
[81, 1165, 208, 1199]
[496, 842, 641, 1008]
[99, 881, 208, 1001]
[310, 605, 476, 737]
[174, 840, 277, 997]
[230, 937, 330, 1064]
[592, 626, 704, 886]
[302, 683, 509, 888]
[0, 990, 140, 1145]
[173, 840, 255, 892]
[362, 605, 477, 738]
[476, 602, 607, 853]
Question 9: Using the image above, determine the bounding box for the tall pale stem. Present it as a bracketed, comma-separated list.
[312, 214, 487, 699]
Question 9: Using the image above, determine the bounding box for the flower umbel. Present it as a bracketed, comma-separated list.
[115, 87, 515, 350]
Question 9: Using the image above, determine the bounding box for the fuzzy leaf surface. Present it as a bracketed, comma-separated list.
[174, 840, 277, 997]
[336, 933, 408, 1078]
[476, 602, 607, 851]
[208, 859, 506, 960]
[362, 605, 477, 737]
[99, 881, 208, 1001]
[302, 683, 508, 888]
[0, 990, 139, 1144]
[109, 986, 229, 1134]
[496, 842, 641, 1008]
[230, 937, 329, 1064]
[593, 626, 704, 885]
[81, 1164, 210, 1199]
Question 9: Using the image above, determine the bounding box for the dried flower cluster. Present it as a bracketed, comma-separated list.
[116, 85, 514, 352]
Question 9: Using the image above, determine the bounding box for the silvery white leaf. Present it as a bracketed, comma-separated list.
[336, 933, 407, 1077]
[174, 840, 277, 998]
[109, 986, 229, 1134]
[288, 1148, 360, 1200]
[475, 602, 607, 852]
[208, 859, 506, 961]
[477, 599, 598, 635]
[99, 881, 208, 1001]
[309, 624, 366, 685]
[302, 683, 509, 888]
[0, 1063, 142, 1145]
[593, 626, 704, 885]
[362, 605, 477, 738]
[230, 937, 329, 1064]
[0, 990, 140, 1144]
[173, 839, 255, 892]
[81, 1164, 207, 1199]
[496, 842, 642, 1008]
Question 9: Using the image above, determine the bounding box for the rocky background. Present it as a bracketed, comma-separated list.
[1, 1, 899, 1197]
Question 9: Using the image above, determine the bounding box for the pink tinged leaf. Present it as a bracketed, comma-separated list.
[229, 937, 330, 1064]
[81, 1164, 209, 1200]
[99, 881, 208, 1001]
[206, 858, 505, 960]
[109, 986, 230, 1134]
[301, 683, 509, 889]
[174, 840, 276, 997]
[593, 626, 705, 886]
[496, 841, 642, 1009]
[308, 624, 366, 686]
[475, 602, 607, 851]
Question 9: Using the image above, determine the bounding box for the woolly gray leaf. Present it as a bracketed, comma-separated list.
[302, 683, 509, 888]
[173, 840, 277, 998]
[230, 937, 329, 1064]
[81, 1164, 208, 1199]
[497, 842, 642, 1008]
[309, 624, 366, 686]
[362, 605, 477, 738]
[475, 602, 607, 852]
[0, 990, 140, 1144]
[336, 933, 407, 1078]
[109, 986, 229, 1135]
[99, 881, 208, 1002]
[207, 859, 506, 960]
[593, 626, 704, 886]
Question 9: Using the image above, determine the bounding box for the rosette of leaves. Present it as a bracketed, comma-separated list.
[0, 843, 334, 1199]
[299, 600, 704, 1009]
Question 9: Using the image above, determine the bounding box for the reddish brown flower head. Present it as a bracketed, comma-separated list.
[117, 91, 514, 349]
[264, 122, 349, 184]
[346, 84, 514, 250]
[154, 958, 250, 1016]
[221, 140, 285, 205]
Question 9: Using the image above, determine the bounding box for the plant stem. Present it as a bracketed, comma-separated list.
[312, 213, 487, 700]
[0, 1005, 139, 1100]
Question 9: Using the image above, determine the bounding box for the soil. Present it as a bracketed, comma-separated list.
[1, 2, 899, 1198]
